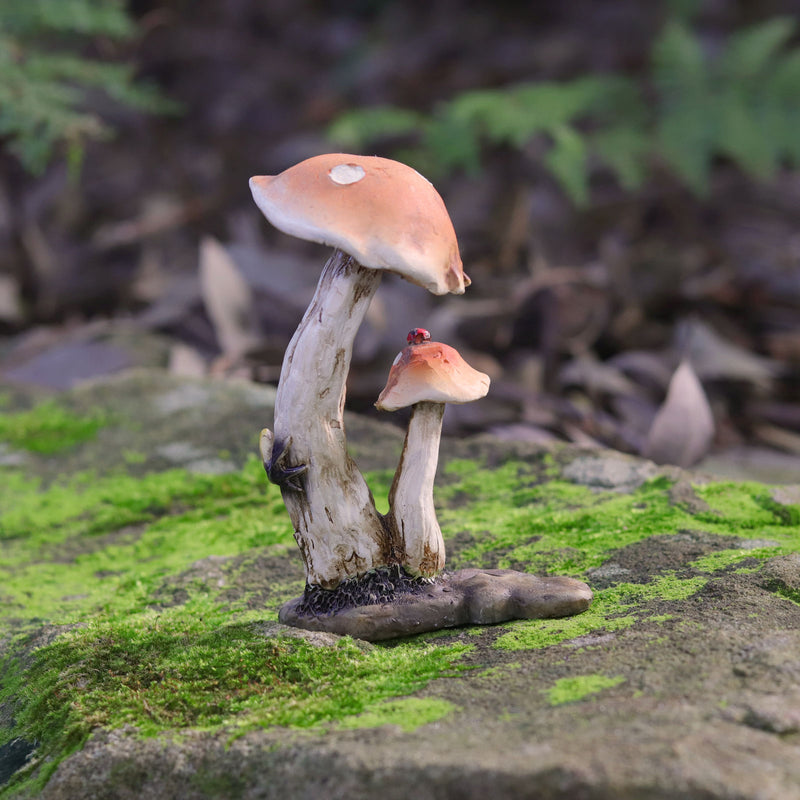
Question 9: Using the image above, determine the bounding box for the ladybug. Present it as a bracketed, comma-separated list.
[406, 328, 431, 345]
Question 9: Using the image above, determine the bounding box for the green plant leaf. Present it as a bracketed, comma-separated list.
[446, 85, 539, 147]
[544, 124, 589, 206]
[765, 50, 800, 164]
[422, 113, 482, 174]
[651, 19, 707, 99]
[719, 17, 797, 84]
[324, 13, 800, 201]
[656, 106, 714, 194]
[591, 125, 650, 190]
[327, 106, 425, 150]
[665, 0, 702, 22]
[716, 86, 779, 179]
[651, 20, 717, 192]
[1, 0, 135, 37]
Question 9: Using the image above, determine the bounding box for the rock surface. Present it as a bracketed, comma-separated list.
[1, 370, 799, 800]
[280, 568, 593, 640]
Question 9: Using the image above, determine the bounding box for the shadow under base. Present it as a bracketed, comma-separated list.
[279, 567, 593, 641]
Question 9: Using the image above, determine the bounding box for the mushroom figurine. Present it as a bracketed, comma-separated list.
[251, 154, 593, 640]
[376, 330, 490, 578]
[250, 154, 469, 590]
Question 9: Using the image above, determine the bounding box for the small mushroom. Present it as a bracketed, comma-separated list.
[250, 154, 470, 588]
[376, 334, 490, 577]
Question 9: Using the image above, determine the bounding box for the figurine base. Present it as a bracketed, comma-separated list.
[279, 568, 592, 641]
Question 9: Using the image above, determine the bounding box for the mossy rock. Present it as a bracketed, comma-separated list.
[1, 370, 799, 799]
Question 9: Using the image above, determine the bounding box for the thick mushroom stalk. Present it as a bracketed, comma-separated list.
[377, 337, 490, 577]
[267, 249, 387, 587]
[250, 155, 469, 589]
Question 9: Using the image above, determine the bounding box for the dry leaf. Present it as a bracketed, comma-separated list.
[0, 275, 23, 323]
[168, 343, 207, 378]
[559, 353, 640, 397]
[563, 421, 603, 448]
[488, 423, 558, 444]
[643, 360, 715, 467]
[676, 318, 778, 388]
[754, 424, 800, 456]
[2, 340, 132, 390]
[608, 350, 673, 392]
[199, 236, 262, 358]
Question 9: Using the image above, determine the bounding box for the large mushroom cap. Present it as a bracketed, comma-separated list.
[249, 154, 469, 295]
[376, 341, 490, 411]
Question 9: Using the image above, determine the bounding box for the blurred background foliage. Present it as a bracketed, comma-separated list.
[330, 13, 800, 203]
[0, 0, 177, 175]
[4, 0, 800, 204]
[0, 0, 799, 480]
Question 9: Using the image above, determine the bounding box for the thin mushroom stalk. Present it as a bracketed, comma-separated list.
[386, 400, 446, 577]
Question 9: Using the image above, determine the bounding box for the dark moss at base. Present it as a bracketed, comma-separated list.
[0, 740, 35, 786]
[295, 565, 429, 616]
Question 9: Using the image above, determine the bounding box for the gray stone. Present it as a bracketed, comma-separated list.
[771, 485, 800, 507]
[760, 553, 800, 593]
[279, 568, 593, 641]
[562, 453, 658, 492]
[736, 691, 800, 735]
[0, 444, 25, 467]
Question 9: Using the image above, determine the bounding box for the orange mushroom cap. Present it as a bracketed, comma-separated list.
[250, 154, 469, 295]
[375, 341, 490, 412]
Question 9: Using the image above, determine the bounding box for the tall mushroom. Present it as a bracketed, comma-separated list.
[376, 332, 490, 577]
[249, 154, 469, 589]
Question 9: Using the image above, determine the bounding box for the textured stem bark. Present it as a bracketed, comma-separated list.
[269, 249, 389, 588]
[386, 401, 446, 578]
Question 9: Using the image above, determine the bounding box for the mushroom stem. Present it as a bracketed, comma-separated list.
[270, 248, 388, 589]
[386, 401, 446, 578]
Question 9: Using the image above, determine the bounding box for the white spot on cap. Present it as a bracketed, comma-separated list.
[329, 163, 366, 185]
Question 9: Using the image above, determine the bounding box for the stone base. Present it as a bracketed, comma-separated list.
[279, 568, 593, 641]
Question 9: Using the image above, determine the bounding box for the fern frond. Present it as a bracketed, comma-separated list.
[0, 0, 176, 174]
[0, 0, 134, 38]
[326, 15, 800, 203]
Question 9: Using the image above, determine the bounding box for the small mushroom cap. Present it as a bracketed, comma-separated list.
[249, 154, 469, 295]
[376, 341, 490, 411]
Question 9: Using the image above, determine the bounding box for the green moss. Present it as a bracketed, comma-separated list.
[4, 450, 794, 633]
[495, 573, 707, 651]
[438, 465, 687, 576]
[2, 429, 798, 795]
[0, 455, 294, 624]
[545, 674, 625, 705]
[691, 546, 780, 574]
[122, 450, 147, 465]
[337, 697, 456, 732]
[775, 587, 800, 607]
[365, 468, 394, 515]
[0, 401, 106, 454]
[763, 498, 800, 527]
[0, 449, 476, 796]
[1, 596, 470, 795]
[437, 462, 800, 578]
[694, 482, 800, 531]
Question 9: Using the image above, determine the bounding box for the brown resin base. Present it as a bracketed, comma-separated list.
[279, 568, 593, 641]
